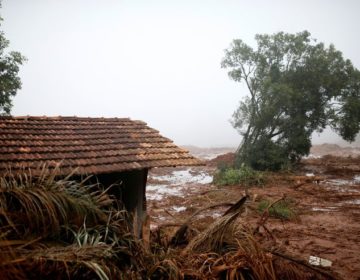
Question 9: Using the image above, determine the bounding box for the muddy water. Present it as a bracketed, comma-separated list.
[147, 168, 212, 201]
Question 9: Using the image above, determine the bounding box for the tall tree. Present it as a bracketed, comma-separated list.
[0, 12, 25, 115]
[222, 31, 360, 170]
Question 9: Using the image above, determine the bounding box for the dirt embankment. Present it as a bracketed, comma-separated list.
[182, 145, 236, 160]
[310, 143, 360, 157]
[207, 152, 236, 167]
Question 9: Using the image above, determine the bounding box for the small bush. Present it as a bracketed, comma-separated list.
[213, 164, 266, 186]
[257, 199, 296, 220]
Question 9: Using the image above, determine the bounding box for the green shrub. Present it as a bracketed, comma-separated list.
[236, 137, 292, 171]
[213, 164, 266, 186]
[257, 199, 296, 220]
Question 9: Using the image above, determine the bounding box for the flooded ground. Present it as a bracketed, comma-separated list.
[147, 168, 212, 201]
[146, 147, 360, 280]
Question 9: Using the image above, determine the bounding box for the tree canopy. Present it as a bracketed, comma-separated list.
[0, 16, 25, 115]
[221, 31, 360, 170]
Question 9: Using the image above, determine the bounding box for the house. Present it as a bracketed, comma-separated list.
[0, 116, 203, 236]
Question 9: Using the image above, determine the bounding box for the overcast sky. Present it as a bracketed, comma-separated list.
[2, 0, 360, 147]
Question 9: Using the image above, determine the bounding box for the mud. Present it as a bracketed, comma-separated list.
[146, 148, 360, 280]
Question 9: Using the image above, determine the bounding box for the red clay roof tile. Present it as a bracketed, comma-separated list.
[0, 116, 203, 175]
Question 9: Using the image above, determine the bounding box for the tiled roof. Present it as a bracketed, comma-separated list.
[0, 116, 203, 176]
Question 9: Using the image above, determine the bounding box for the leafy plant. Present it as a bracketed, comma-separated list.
[0, 168, 110, 240]
[257, 199, 296, 220]
[213, 164, 266, 186]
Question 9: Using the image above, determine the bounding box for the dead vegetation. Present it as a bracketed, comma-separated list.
[0, 168, 146, 279]
[150, 195, 335, 280]
[0, 168, 339, 279]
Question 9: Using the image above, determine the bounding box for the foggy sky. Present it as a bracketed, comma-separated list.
[2, 0, 360, 147]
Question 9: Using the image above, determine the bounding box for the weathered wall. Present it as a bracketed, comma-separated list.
[93, 169, 148, 237]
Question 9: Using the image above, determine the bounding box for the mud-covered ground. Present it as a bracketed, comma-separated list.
[146, 146, 360, 280]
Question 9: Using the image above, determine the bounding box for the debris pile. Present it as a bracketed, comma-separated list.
[0, 170, 337, 279]
[151, 195, 336, 280]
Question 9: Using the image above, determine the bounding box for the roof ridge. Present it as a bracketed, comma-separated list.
[0, 115, 133, 121]
[0, 116, 149, 125]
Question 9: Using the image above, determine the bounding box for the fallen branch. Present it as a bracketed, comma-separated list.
[199, 189, 225, 196]
[222, 195, 248, 216]
[167, 202, 235, 247]
[156, 223, 184, 231]
[292, 176, 325, 189]
[187, 202, 234, 223]
[253, 195, 285, 236]
[271, 251, 338, 280]
[183, 195, 249, 254]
